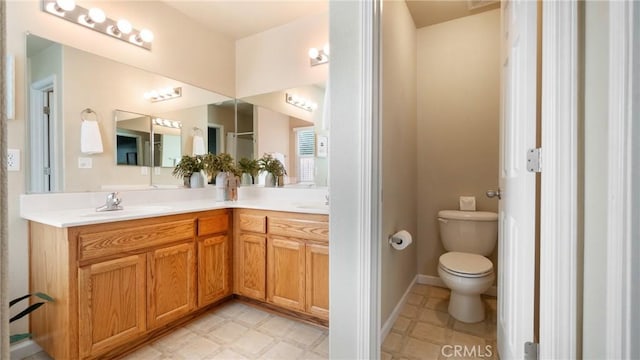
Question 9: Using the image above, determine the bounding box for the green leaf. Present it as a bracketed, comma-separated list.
[10, 333, 32, 344]
[34, 292, 54, 302]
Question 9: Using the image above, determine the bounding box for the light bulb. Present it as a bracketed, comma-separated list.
[323, 43, 330, 56]
[88, 8, 106, 23]
[56, 0, 75, 11]
[308, 48, 319, 59]
[139, 29, 154, 43]
[116, 19, 132, 34]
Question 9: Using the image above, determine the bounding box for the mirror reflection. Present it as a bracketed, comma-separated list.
[241, 84, 328, 186]
[26, 34, 233, 192]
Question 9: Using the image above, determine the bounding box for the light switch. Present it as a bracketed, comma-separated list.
[7, 149, 20, 171]
[78, 157, 92, 169]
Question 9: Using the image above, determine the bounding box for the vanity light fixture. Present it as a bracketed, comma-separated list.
[144, 87, 182, 102]
[41, 0, 153, 50]
[153, 118, 182, 129]
[308, 43, 330, 66]
[285, 93, 318, 112]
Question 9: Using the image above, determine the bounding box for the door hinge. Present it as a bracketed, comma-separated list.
[43, 106, 50, 115]
[524, 341, 539, 360]
[527, 148, 542, 173]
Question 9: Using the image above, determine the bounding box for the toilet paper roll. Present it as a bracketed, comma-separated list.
[459, 196, 476, 211]
[389, 230, 413, 250]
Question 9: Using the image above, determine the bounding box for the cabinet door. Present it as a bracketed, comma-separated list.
[238, 233, 267, 300]
[267, 237, 305, 311]
[78, 255, 146, 359]
[198, 235, 231, 306]
[306, 243, 329, 320]
[147, 242, 196, 329]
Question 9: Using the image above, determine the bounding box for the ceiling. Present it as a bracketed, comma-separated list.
[161, 1, 328, 40]
[159, 1, 498, 41]
[406, 0, 500, 28]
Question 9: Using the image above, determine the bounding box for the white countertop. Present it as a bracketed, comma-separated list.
[20, 187, 329, 228]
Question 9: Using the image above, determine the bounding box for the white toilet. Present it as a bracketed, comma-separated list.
[437, 210, 498, 323]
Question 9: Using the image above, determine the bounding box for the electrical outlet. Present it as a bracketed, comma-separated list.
[154, 167, 161, 175]
[141, 167, 149, 175]
[7, 149, 20, 171]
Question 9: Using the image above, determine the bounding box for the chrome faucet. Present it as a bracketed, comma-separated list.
[325, 194, 329, 206]
[96, 192, 123, 212]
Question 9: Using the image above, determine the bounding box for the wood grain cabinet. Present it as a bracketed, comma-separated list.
[78, 254, 146, 359]
[30, 210, 231, 360]
[197, 211, 232, 307]
[234, 209, 329, 321]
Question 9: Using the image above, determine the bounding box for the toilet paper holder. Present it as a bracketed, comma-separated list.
[389, 235, 404, 245]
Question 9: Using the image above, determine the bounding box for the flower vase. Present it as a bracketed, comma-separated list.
[215, 172, 228, 201]
[264, 173, 276, 187]
[190, 171, 205, 188]
[241, 173, 252, 186]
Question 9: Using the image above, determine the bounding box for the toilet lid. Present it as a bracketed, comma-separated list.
[439, 252, 493, 277]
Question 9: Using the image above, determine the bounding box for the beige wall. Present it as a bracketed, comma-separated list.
[380, 0, 418, 323]
[256, 107, 290, 172]
[235, 13, 328, 98]
[6, 0, 235, 335]
[416, 10, 500, 277]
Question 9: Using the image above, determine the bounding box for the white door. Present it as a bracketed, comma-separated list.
[497, 0, 537, 358]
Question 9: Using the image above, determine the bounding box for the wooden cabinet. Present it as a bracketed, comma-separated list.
[30, 210, 232, 360]
[234, 209, 329, 321]
[267, 237, 306, 311]
[197, 211, 232, 307]
[78, 255, 146, 359]
[305, 243, 329, 319]
[147, 242, 196, 328]
[237, 233, 267, 300]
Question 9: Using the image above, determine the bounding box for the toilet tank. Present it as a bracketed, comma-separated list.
[438, 210, 498, 256]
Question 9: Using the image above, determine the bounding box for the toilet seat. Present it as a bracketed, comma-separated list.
[439, 252, 493, 278]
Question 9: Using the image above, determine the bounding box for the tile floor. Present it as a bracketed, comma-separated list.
[25, 285, 496, 360]
[23, 301, 328, 360]
[382, 284, 498, 360]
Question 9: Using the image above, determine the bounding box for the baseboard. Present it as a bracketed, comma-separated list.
[380, 274, 417, 342]
[10, 339, 43, 360]
[417, 274, 497, 297]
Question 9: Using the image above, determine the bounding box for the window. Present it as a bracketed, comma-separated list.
[296, 127, 315, 183]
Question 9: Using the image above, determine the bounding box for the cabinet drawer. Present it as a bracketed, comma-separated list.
[268, 217, 328, 242]
[239, 213, 267, 234]
[79, 220, 195, 261]
[198, 212, 229, 236]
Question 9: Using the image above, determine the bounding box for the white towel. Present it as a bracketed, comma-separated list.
[192, 135, 206, 155]
[80, 120, 104, 154]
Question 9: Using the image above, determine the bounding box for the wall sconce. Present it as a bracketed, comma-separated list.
[42, 0, 154, 50]
[144, 87, 182, 102]
[286, 93, 318, 112]
[308, 43, 330, 66]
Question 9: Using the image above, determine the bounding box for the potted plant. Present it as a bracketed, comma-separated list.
[203, 153, 239, 200]
[172, 155, 205, 188]
[258, 153, 287, 187]
[238, 157, 260, 185]
[10, 292, 54, 344]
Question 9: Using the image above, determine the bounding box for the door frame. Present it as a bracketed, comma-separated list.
[604, 1, 639, 357]
[29, 75, 62, 192]
[539, 1, 579, 358]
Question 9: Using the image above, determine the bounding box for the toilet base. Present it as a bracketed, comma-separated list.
[448, 291, 486, 323]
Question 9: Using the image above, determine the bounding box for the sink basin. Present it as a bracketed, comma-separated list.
[293, 202, 329, 211]
[81, 205, 173, 217]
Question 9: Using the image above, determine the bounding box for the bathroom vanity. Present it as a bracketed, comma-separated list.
[22, 189, 329, 360]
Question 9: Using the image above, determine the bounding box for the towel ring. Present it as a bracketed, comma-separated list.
[81, 108, 98, 122]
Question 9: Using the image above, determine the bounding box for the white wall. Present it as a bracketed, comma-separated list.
[6, 0, 235, 336]
[236, 12, 328, 98]
[582, 1, 609, 357]
[380, 0, 418, 324]
[416, 10, 500, 278]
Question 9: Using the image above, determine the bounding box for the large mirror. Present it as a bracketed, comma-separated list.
[241, 84, 329, 187]
[26, 34, 234, 192]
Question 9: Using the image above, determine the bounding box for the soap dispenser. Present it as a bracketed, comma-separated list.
[226, 173, 239, 201]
